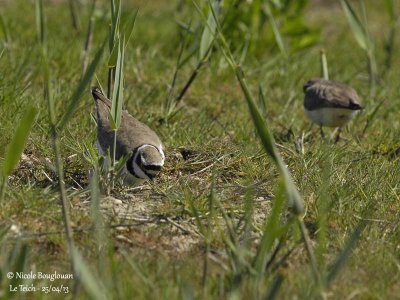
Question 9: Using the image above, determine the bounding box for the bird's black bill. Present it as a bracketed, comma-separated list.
[143, 165, 162, 181]
[349, 102, 363, 110]
[145, 165, 162, 171]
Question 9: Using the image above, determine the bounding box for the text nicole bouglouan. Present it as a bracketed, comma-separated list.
[7, 271, 73, 294]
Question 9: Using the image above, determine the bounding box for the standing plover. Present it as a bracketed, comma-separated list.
[91, 87, 165, 183]
[303, 79, 362, 140]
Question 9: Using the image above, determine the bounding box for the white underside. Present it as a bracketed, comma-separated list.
[304, 107, 357, 127]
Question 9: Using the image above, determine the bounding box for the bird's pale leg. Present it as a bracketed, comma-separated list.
[319, 125, 325, 139]
[334, 128, 342, 143]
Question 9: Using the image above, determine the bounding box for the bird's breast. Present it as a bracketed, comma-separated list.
[304, 107, 358, 127]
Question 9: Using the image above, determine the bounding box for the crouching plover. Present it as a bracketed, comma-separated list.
[91, 87, 165, 183]
[303, 79, 363, 140]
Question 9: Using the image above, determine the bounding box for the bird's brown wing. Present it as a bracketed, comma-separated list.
[92, 87, 122, 157]
[118, 110, 163, 151]
[304, 80, 362, 111]
[92, 87, 162, 159]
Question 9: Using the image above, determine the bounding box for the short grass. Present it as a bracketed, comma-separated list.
[0, 0, 400, 299]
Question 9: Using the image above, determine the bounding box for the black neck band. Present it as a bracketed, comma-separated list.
[126, 147, 140, 178]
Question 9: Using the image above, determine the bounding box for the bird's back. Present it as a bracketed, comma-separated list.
[303, 79, 362, 111]
[92, 87, 163, 160]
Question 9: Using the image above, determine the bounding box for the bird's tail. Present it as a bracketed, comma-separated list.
[91, 87, 112, 107]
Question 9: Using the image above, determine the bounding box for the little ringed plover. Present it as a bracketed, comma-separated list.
[91, 87, 165, 182]
[303, 79, 363, 139]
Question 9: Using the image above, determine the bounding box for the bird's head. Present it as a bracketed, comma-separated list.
[128, 144, 165, 180]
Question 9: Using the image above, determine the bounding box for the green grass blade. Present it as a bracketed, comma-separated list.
[90, 170, 106, 248]
[320, 49, 329, 80]
[0, 224, 11, 241]
[123, 8, 139, 48]
[109, 0, 121, 52]
[108, 36, 120, 68]
[110, 0, 115, 19]
[384, 0, 395, 22]
[108, 9, 137, 68]
[202, 183, 216, 289]
[340, 0, 369, 51]
[42, 46, 77, 280]
[6, 242, 29, 299]
[263, 3, 287, 58]
[242, 181, 254, 246]
[110, 36, 125, 129]
[0, 13, 10, 43]
[122, 251, 155, 288]
[253, 178, 288, 273]
[362, 98, 385, 137]
[383, 0, 396, 71]
[72, 246, 108, 300]
[326, 219, 368, 285]
[57, 41, 105, 130]
[2, 106, 37, 177]
[263, 273, 284, 300]
[188, 196, 206, 236]
[195, 0, 304, 213]
[197, 0, 321, 288]
[315, 155, 333, 267]
[237, 72, 276, 161]
[41, 51, 56, 125]
[258, 85, 267, 116]
[81, 0, 96, 76]
[68, 0, 81, 31]
[199, 0, 220, 60]
[341, 0, 377, 90]
[0, 47, 4, 62]
[108, 111, 117, 130]
[107, 0, 120, 97]
[234, 68, 304, 214]
[35, 0, 46, 46]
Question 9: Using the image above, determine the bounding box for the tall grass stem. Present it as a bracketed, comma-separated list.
[68, 0, 81, 32]
[320, 49, 329, 80]
[82, 17, 94, 75]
